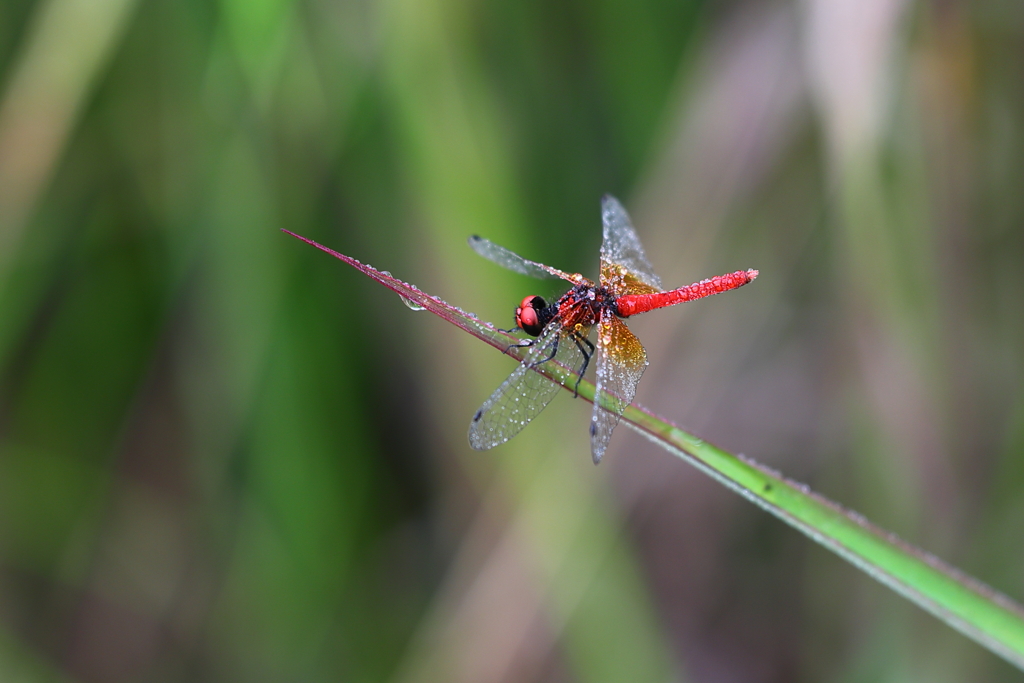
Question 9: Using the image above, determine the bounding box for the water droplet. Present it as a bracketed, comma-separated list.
[399, 295, 426, 311]
[383, 274, 426, 311]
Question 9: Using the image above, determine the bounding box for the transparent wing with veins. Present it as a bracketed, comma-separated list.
[599, 195, 663, 296]
[468, 235, 582, 283]
[590, 309, 648, 464]
[469, 320, 591, 450]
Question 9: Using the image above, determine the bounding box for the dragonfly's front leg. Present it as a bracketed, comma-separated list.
[503, 338, 536, 356]
[502, 325, 544, 356]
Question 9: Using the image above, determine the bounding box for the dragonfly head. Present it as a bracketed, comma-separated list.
[515, 295, 547, 336]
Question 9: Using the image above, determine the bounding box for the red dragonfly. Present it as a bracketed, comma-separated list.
[469, 195, 758, 464]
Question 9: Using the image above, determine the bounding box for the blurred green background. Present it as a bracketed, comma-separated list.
[1, 0, 1023, 680]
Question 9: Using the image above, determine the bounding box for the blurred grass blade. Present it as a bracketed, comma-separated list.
[0, 0, 137, 270]
[283, 229, 1024, 671]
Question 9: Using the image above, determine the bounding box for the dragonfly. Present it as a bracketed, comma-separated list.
[468, 195, 758, 464]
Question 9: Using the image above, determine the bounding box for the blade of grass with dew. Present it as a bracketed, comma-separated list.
[281, 229, 1024, 671]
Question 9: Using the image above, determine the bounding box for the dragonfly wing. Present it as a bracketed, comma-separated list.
[590, 310, 647, 464]
[468, 235, 578, 282]
[469, 320, 588, 450]
[599, 195, 663, 295]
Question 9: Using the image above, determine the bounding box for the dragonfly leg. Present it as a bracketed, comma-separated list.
[496, 321, 520, 335]
[526, 335, 559, 369]
[570, 334, 595, 398]
[502, 338, 536, 355]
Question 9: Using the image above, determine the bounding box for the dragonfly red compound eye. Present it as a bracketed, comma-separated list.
[515, 295, 547, 336]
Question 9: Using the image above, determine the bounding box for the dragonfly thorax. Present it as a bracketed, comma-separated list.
[557, 284, 615, 327]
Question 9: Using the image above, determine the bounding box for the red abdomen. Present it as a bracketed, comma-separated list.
[615, 269, 758, 317]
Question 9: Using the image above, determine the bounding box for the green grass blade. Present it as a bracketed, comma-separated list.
[283, 229, 1024, 671]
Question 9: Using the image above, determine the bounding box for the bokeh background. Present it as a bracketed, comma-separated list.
[1, 0, 1023, 680]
